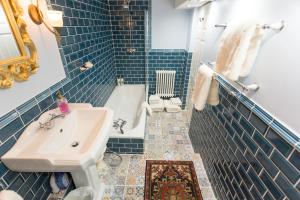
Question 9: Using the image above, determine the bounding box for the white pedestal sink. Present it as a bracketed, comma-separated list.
[1, 104, 113, 200]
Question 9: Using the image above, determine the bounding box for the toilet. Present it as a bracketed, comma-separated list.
[0, 190, 23, 200]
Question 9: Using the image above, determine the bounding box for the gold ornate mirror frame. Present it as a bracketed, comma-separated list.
[0, 0, 38, 89]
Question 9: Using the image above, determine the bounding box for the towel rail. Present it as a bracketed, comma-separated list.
[215, 20, 284, 31]
[203, 61, 260, 93]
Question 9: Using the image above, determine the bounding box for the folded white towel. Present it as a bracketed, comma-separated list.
[164, 100, 181, 113]
[192, 64, 219, 111]
[150, 100, 165, 112]
[149, 100, 160, 104]
[170, 97, 182, 106]
[149, 98, 164, 105]
[149, 95, 160, 101]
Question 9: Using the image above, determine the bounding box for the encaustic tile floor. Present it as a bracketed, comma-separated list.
[98, 111, 216, 200]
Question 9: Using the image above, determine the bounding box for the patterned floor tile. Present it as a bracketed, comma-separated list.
[95, 111, 216, 200]
[102, 186, 125, 200]
[124, 186, 144, 200]
[126, 155, 146, 185]
[97, 155, 130, 186]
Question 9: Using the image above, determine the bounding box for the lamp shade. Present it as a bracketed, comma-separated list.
[47, 10, 63, 27]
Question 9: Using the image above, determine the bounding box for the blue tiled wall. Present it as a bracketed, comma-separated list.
[0, 0, 116, 199]
[108, 0, 149, 84]
[189, 77, 300, 200]
[148, 49, 192, 108]
[107, 138, 144, 154]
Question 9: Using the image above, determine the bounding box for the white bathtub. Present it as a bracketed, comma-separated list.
[105, 85, 146, 139]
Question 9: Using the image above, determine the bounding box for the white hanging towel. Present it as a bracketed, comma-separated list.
[191, 64, 219, 111]
[240, 23, 264, 77]
[215, 21, 264, 81]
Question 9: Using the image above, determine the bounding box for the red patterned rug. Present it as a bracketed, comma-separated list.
[144, 160, 203, 200]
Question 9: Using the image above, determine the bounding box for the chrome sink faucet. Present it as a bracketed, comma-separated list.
[39, 114, 65, 130]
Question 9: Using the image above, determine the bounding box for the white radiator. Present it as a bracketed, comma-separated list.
[155, 70, 176, 97]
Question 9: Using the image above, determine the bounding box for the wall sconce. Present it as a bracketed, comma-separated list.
[28, 0, 63, 38]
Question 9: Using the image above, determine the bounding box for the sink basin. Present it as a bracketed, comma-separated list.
[1, 103, 113, 199]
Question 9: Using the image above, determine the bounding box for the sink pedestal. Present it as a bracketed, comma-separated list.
[71, 165, 104, 200]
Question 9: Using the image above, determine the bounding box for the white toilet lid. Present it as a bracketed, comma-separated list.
[0, 190, 23, 200]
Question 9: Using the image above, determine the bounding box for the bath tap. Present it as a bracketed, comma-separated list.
[120, 120, 127, 134]
[39, 114, 65, 130]
[113, 119, 127, 134]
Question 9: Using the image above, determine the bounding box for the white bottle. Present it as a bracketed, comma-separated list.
[50, 174, 60, 193]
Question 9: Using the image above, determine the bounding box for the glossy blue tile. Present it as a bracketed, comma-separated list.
[8, 176, 24, 191]
[248, 167, 266, 194]
[226, 137, 237, 151]
[240, 182, 253, 200]
[24, 191, 34, 200]
[237, 165, 252, 188]
[271, 150, 300, 184]
[240, 116, 254, 135]
[0, 162, 8, 177]
[236, 149, 249, 170]
[242, 134, 258, 154]
[237, 101, 251, 118]
[249, 112, 268, 134]
[20, 105, 41, 125]
[0, 0, 119, 198]
[266, 128, 293, 157]
[245, 150, 262, 174]
[256, 150, 279, 178]
[225, 177, 235, 197]
[296, 181, 300, 192]
[253, 131, 273, 155]
[38, 96, 54, 112]
[275, 173, 300, 200]
[32, 174, 49, 193]
[0, 117, 23, 142]
[289, 150, 300, 171]
[3, 170, 18, 185]
[0, 137, 16, 157]
[233, 135, 246, 152]
[18, 183, 30, 197]
[225, 122, 235, 137]
[232, 179, 245, 199]
[260, 171, 284, 200]
[231, 120, 243, 136]
[263, 192, 275, 200]
[232, 109, 241, 120]
[0, 110, 19, 129]
[251, 187, 263, 200]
